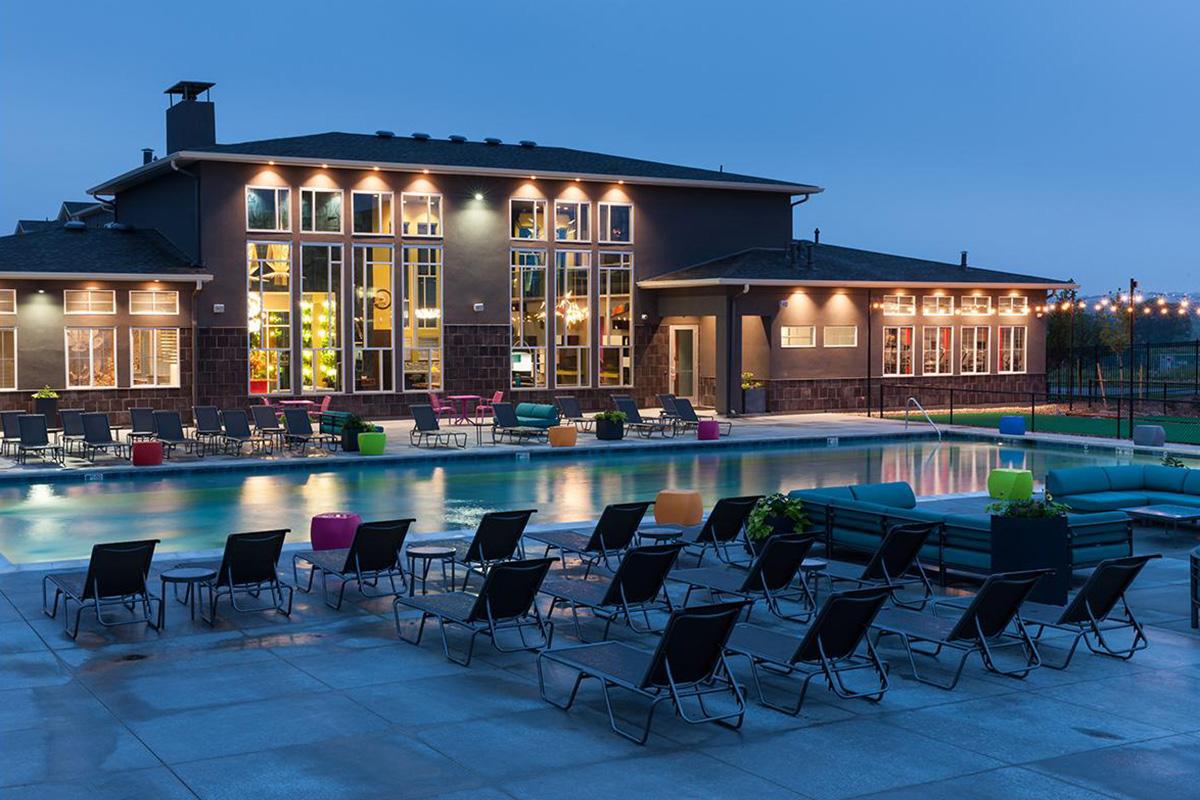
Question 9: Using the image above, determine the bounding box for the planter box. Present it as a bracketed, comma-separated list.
[341, 428, 361, 452]
[990, 515, 1070, 605]
[746, 513, 803, 556]
[743, 387, 766, 415]
[594, 419, 625, 441]
[33, 396, 58, 427]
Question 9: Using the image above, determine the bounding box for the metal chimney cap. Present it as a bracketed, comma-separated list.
[448, 135, 467, 143]
[519, 140, 537, 148]
[375, 130, 395, 138]
[164, 81, 215, 100]
[411, 132, 431, 140]
[483, 137, 502, 145]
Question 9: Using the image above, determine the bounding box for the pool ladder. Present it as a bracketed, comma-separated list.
[904, 397, 942, 440]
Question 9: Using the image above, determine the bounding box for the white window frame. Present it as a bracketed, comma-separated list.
[299, 187, 344, 234]
[922, 295, 954, 316]
[598, 251, 634, 388]
[961, 326, 990, 374]
[960, 295, 993, 316]
[130, 327, 181, 388]
[300, 243, 344, 392]
[509, 198, 547, 241]
[401, 245, 444, 392]
[998, 295, 1029, 316]
[245, 185, 291, 232]
[510, 248, 548, 389]
[882, 325, 915, 377]
[598, 202, 634, 244]
[553, 199, 591, 242]
[64, 327, 117, 389]
[247, 242, 293, 396]
[63, 289, 116, 315]
[0, 289, 15, 315]
[922, 325, 954, 375]
[823, 325, 858, 348]
[999, 325, 1027, 374]
[0, 327, 17, 391]
[351, 190, 394, 236]
[400, 192, 443, 238]
[554, 250, 592, 389]
[353, 245, 395, 394]
[129, 290, 180, 315]
[780, 325, 816, 348]
[880, 294, 916, 316]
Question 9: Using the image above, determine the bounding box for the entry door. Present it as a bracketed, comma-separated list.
[669, 325, 699, 401]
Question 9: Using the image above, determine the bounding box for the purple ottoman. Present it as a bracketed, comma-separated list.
[696, 419, 720, 440]
[310, 512, 361, 551]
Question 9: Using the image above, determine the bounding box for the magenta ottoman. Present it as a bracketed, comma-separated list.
[310, 511, 361, 551]
[697, 419, 720, 440]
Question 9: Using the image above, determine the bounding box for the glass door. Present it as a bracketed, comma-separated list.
[669, 325, 698, 401]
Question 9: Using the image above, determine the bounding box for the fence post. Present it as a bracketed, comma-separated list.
[1163, 381, 1168, 416]
[1030, 392, 1036, 433]
[1194, 339, 1198, 396]
[878, 383, 884, 418]
[1117, 396, 1122, 438]
[949, 387, 954, 425]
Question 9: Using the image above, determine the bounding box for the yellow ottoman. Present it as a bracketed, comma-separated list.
[988, 468, 1034, 501]
[654, 490, 703, 526]
[548, 425, 577, 447]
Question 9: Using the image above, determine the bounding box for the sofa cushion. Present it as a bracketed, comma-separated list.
[1059, 492, 1148, 512]
[1144, 465, 1188, 493]
[1102, 466, 1146, 492]
[1182, 469, 1200, 496]
[850, 482, 916, 509]
[791, 486, 855, 502]
[514, 403, 560, 428]
[1142, 492, 1200, 507]
[1046, 467, 1110, 497]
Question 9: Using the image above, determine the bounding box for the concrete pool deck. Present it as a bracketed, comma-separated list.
[0, 524, 1197, 799]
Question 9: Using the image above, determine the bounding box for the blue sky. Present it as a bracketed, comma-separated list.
[1, 1, 1195, 293]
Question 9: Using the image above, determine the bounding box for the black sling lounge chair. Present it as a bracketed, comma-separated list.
[491, 402, 547, 444]
[677, 495, 762, 565]
[871, 568, 1052, 690]
[292, 518, 415, 609]
[1, 410, 22, 456]
[251, 405, 287, 448]
[670, 533, 817, 622]
[524, 501, 651, 575]
[18, 414, 64, 465]
[127, 407, 157, 443]
[220, 409, 272, 456]
[726, 586, 892, 715]
[540, 543, 683, 640]
[673, 397, 732, 436]
[657, 393, 680, 420]
[457, 509, 537, 589]
[42, 539, 160, 639]
[192, 405, 223, 454]
[613, 396, 674, 438]
[282, 408, 338, 454]
[823, 522, 937, 609]
[409, 403, 467, 448]
[537, 601, 748, 745]
[82, 413, 130, 462]
[394, 557, 556, 666]
[194, 529, 294, 623]
[555, 396, 594, 432]
[59, 409, 86, 457]
[154, 410, 200, 458]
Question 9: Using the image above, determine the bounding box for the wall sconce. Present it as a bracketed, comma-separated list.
[640, 313, 648, 321]
[473, 192, 484, 201]
[37, 289, 45, 294]
[778, 300, 788, 309]
[473, 302, 485, 312]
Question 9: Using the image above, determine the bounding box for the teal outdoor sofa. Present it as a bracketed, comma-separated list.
[514, 403, 560, 429]
[789, 481, 1132, 579]
[1047, 465, 1200, 512]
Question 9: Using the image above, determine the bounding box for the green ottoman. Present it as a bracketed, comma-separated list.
[988, 468, 1034, 500]
[357, 431, 386, 455]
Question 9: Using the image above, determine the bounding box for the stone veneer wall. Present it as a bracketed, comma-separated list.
[765, 373, 1049, 413]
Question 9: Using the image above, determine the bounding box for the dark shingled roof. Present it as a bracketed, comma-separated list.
[13, 219, 55, 235]
[184, 132, 815, 190]
[0, 225, 202, 276]
[60, 201, 100, 216]
[642, 240, 1070, 286]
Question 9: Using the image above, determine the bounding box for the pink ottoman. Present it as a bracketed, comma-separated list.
[310, 512, 361, 551]
[696, 419, 720, 440]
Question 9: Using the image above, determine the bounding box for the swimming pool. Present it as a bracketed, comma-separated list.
[0, 436, 1180, 564]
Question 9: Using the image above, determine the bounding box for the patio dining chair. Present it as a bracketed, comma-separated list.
[613, 396, 675, 438]
[292, 518, 415, 609]
[457, 508, 538, 589]
[409, 403, 467, 448]
[475, 390, 504, 423]
[42, 539, 160, 639]
[555, 396, 594, 433]
[193, 529, 294, 623]
[670, 533, 817, 622]
[82, 412, 130, 462]
[524, 501, 651, 576]
[427, 392, 455, 420]
[18, 414, 64, 465]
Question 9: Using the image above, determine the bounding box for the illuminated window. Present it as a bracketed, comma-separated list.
[65, 328, 116, 388]
[300, 188, 343, 233]
[401, 193, 442, 238]
[247, 243, 292, 395]
[300, 244, 342, 391]
[64, 289, 115, 315]
[353, 246, 394, 392]
[246, 186, 290, 231]
[780, 326, 815, 348]
[0, 329, 16, 389]
[923, 295, 953, 316]
[510, 198, 546, 240]
[598, 252, 633, 387]
[131, 328, 180, 387]
[998, 295, 1028, 316]
[0, 289, 15, 314]
[555, 251, 591, 388]
[129, 290, 179, 315]
[961, 326, 989, 374]
[960, 295, 992, 315]
[402, 246, 442, 391]
[352, 191, 393, 235]
[554, 200, 590, 242]
[880, 294, 915, 316]
[823, 325, 858, 348]
[511, 249, 548, 388]
[598, 202, 633, 243]
[882, 325, 914, 376]
[922, 326, 953, 375]
[1000, 325, 1027, 374]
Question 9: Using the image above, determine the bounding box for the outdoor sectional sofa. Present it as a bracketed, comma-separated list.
[514, 403, 560, 428]
[790, 481, 1132, 579]
[1047, 465, 1200, 512]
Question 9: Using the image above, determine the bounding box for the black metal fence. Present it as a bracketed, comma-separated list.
[1049, 338, 1200, 398]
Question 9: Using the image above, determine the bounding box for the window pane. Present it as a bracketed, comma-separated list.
[64, 289, 115, 314]
[510, 199, 546, 240]
[354, 246, 394, 392]
[402, 194, 442, 237]
[301, 245, 342, 390]
[600, 203, 632, 242]
[555, 251, 591, 387]
[598, 252, 633, 386]
[248, 243, 292, 394]
[130, 290, 179, 315]
[132, 329, 180, 386]
[922, 326, 952, 375]
[554, 201, 589, 241]
[0, 289, 16, 314]
[402, 246, 442, 390]
[302, 189, 342, 232]
[247, 187, 288, 231]
[353, 192, 393, 235]
[781, 326, 815, 348]
[823, 326, 857, 347]
[67, 328, 115, 388]
[0, 329, 15, 389]
[511, 249, 547, 387]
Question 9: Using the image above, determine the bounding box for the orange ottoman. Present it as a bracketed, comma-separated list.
[548, 425, 577, 447]
[654, 490, 703, 526]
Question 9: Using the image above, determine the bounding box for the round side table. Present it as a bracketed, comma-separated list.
[406, 546, 458, 596]
[800, 558, 827, 607]
[636, 526, 684, 547]
[158, 566, 216, 630]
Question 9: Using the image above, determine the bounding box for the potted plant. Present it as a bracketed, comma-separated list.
[987, 493, 1071, 605]
[593, 410, 627, 441]
[744, 493, 808, 555]
[741, 371, 766, 414]
[31, 386, 59, 426]
[339, 414, 374, 452]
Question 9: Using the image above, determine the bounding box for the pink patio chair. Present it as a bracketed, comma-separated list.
[427, 392, 455, 420]
[307, 395, 332, 420]
[475, 391, 504, 422]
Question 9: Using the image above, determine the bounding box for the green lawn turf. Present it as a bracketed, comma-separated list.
[886, 410, 1200, 444]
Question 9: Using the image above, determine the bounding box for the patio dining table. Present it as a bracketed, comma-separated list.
[447, 395, 482, 425]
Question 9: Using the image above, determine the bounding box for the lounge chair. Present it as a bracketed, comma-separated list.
[154, 410, 201, 458]
[670, 533, 817, 622]
[871, 568, 1052, 689]
[657, 393, 680, 420]
[18, 414, 64, 465]
[192, 405, 223, 454]
[1, 410, 22, 456]
[59, 409, 86, 457]
[127, 407, 157, 443]
[251, 404, 287, 448]
[194, 529, 294, 622]
[282, 408, 338, 454]
[81, 413, 130, 462]
[677, 495, 763, 565]
[823, 522, 937, 609]
[613, 396, 675, 438]
[292, 518, 415, 609]
[220, 409, 272, 456]
[524, 501, 651, 575]
[394, 557, 556, 666]
[673, 397, 732, 436]
[540, 543, 683, 640]
[457, 508, 537, 589]
[725, 586, 892, 715]
[409, 403, 467, 448]
[555, 396, 594, 432]
[42, 539, 160, 639]
[491, 401, 547, 444]
[537, 601, 748, 745]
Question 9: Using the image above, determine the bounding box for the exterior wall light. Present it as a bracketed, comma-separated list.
[640, 313, 648, 321]
[37, 289, 45, 294]
[474, 192, 484, 201]
[473, 302, 485, 312]
[778, 299, 788, 308]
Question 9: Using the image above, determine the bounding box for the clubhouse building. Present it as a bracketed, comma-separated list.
[0, 81, 1072, 416]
